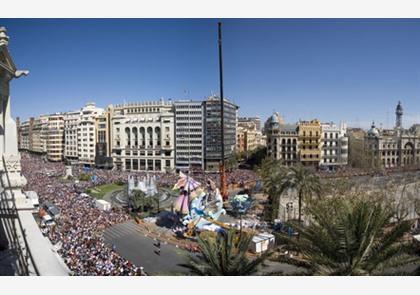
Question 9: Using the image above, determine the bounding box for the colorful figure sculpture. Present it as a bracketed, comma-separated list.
[172, 172, 227, 235]
[174, 188, 190, 215]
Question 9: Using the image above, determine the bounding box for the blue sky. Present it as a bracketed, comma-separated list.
[3, 18, 420, 128]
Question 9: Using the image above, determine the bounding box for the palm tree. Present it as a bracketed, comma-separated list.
[180, 229, 271, 275]
[277, 197, 420, 275]
[259, 158, 287, 222]
[279, 165, 321, 224]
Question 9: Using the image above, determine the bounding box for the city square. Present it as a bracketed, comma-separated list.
[1, 18, 420, 279]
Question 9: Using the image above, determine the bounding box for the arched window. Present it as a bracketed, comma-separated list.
[140, 127, 145, 146]
[155, 127, 161, 147]
[147, 127, 153, 147]
[125, 127, 131, 146]
[132, 127, 138, 146]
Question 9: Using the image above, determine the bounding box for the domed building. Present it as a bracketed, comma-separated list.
[264, 112, 298, 166]
[367, 121, 380, 137]
[365, 101, 420, 168]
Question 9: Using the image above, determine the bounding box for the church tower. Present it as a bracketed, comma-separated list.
[395, 101, 403, 129]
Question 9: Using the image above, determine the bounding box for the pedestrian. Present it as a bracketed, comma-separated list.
[154, 240, 161, 255]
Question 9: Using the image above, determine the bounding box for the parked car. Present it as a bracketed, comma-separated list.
[42, 202, 60, 219]
[40, 214, 56, 227]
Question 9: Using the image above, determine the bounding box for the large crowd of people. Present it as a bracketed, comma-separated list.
[20, 153, 260, 275]
[21, 154, 141, 275]
[71, 161, 259, 189]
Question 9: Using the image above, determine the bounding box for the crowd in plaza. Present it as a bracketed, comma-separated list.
[20, 153, 259, 275]
[21, 154, 142, 275]
[71, 161, 259, 189]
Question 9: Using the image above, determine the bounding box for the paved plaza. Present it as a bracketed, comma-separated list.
[103, 221, 190, 275]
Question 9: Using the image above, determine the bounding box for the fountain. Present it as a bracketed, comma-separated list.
[112, 174, 172, 207]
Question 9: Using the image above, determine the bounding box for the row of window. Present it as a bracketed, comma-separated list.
[301, 131, 320, 137]
[125, 107, 162, 113]
[124, 158, 171, 171]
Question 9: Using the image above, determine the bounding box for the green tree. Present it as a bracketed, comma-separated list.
[252, 146, 268, 167]
[279, 165, 322, 224]
[226, 155, 239, 171]
[78, 173, 91, 181]
[259, 158, 287, 222]
[130, 190, 157, 213]
[180, 229, 270, 275]
[277, 197, 420, 275]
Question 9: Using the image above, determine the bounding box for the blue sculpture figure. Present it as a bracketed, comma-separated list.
[231, 194, 252, 215]
[182, 188, 226, 232]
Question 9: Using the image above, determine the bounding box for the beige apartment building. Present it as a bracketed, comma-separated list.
[46, 114, 65, 162]
[298, 119, 322, 167]
[236, 120, 261, 153]
[18, 115, 49, 154]
[18, 119, 31, 150]
[32, 115, 49, 154]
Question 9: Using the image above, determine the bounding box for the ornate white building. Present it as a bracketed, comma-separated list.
[365, 102, 420, 168]
[265, 113, 299, 166]
[110, 99, 175, 171]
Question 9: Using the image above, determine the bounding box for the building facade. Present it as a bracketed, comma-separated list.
[365, 102, 420, 168]
[31, 115, 48, 154]
[203, 96, 238, 171]
[236, 120, 263, 153]
[265, 112, 298, 166]
[62, 103, 105, 166]
[46, 114, 64, 162]
[63, 110, 80, 162]
[76, 103, 104, 166]
[238, 116, 261, 131]
[174, 100, 205, 171]
[298, 119, 322, 167]
[320, 122, 349, 169]
[18, 114, 51, 156]
[95, 107, 113, 168]
[18, 119, 30, 151]
[110, 99, 175, 172]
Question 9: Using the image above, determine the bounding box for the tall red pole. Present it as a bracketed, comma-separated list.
[218, 22, 228, 200]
